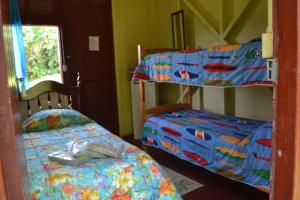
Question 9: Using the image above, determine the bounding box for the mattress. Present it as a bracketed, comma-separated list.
[133, 38, 272, 87]
[142, 109, 272, 191]
[22, 109, 182, 200]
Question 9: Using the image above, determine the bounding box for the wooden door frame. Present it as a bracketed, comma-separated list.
[0, 157, 7, 200]
[0, 0, 27, 199]
[271, 0, 300, 199]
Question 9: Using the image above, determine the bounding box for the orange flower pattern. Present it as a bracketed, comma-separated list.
[46, 115, 60, 129]
[22, 109, 94, 133]
[62, 183, 75, 195]
[159, 177, 176, 196]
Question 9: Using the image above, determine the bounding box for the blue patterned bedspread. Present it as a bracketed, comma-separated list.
[142, 109, 272, 191]
[23, 113, 182, 199]
[133, 39, 272, 87]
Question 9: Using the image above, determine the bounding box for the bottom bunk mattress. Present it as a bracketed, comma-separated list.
[142, 109, 272, 191]
[22, 109, 182, 200]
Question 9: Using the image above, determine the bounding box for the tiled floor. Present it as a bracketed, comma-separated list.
[125, 137, 269, 200]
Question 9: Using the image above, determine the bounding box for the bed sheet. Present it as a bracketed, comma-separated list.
[142, 109, 272, 191]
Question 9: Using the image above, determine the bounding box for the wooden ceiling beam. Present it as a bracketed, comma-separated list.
[222, 0, 251, 39]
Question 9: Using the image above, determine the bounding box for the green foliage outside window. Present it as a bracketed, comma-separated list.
[23, 26, 61, 83]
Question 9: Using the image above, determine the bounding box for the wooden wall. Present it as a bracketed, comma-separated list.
[19, 0, 119, 134]
[271, 0, 300, 199]
[0, 0, 27, 198]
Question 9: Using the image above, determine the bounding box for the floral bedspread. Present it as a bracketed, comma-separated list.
[23, 122, 182, 200]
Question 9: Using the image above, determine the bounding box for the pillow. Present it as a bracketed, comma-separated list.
[22, 109, 94, 133]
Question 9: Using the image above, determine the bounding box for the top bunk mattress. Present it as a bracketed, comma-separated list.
[142, 109, 272, 191]
[133, 38, 273, 87]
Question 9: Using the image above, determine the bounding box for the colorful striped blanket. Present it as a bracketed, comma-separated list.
[133, 38, 272, 87]
[142, 109, 272, 191]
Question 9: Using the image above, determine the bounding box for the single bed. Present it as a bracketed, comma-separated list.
[20, 81, 182, 200]
[141, 109, 272, 192]
[133, 38, 272, 87]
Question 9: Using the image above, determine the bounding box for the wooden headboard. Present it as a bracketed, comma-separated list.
[20, 77, 81, 117]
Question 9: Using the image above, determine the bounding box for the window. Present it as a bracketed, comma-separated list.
[23, 26, 63, 87]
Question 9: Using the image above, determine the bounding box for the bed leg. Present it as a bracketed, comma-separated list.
[142, 144, 148, 152]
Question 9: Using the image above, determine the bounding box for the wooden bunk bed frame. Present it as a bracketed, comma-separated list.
[138, 45, 193, 128]
[137, 44, 273, 128]
[136, 44, 273, 192]
[138, 45, 194, 152]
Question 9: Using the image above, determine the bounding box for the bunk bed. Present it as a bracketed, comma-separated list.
[132, 38, 273, 192]
[20, 80, 182, 200]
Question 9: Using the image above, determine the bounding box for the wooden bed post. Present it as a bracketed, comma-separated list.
[139, 80, 146, 126]
[139, 82, 148, 152]
[76, 72, 81, 112]
[138, 44, 146, 125]
[138, 44, 147, 151]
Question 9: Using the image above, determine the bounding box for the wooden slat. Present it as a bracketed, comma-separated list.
[58, 93, 62, 108]
[145, 103, 191, 115]
[47, 92, 52, 109]
[37, 96, 41, 110]
[177, 85, 189, 103]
